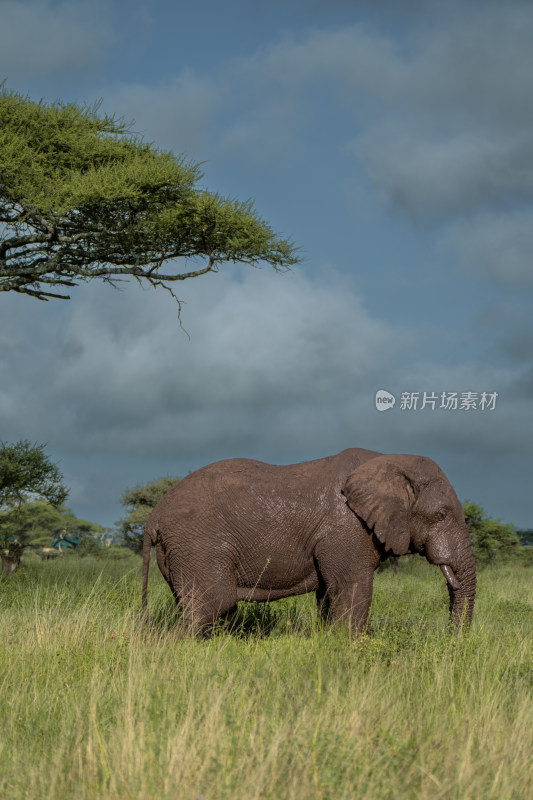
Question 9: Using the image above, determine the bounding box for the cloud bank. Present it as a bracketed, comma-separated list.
[0, 1, 114, 80]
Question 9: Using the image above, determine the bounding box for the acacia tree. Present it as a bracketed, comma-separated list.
[0, 89, 300, 303]
[0, 440, 68, 573]
[119, 476, 179, 554]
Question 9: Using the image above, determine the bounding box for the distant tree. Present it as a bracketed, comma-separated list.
[0, 499, 104, 549]
[0, 88, 300, 304]
[0, 440, 67, 509]
[516, 529, 533, 547]
[0, 441, 68, 574]
[119, 476, 179, 554]
[463, 502, 521, 565]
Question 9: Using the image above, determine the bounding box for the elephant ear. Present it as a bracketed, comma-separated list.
[341, 457, 415, 556]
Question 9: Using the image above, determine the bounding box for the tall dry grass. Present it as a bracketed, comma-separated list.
[0, 553, 531, 799]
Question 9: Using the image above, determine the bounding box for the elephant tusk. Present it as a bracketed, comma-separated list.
[440, 564, 460, 590]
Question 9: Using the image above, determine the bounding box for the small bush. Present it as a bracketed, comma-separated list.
[463, 501, 521, 565]
[76, 536, 102, 557]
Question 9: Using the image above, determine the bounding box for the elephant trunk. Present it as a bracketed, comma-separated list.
[427, 523, 476, 626]
[443, 539, 476, 627]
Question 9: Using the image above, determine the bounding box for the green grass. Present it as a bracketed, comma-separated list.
[0, 553, 531, 799]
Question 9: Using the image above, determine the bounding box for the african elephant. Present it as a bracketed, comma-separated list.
[142, 448, 476, 635]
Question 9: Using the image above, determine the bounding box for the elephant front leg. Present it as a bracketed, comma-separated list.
[315, 581, 331, 627]
[327, 573, 373, 635]
[314, 539, 375, 635]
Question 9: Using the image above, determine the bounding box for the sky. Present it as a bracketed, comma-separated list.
[0, 0, 532, 529]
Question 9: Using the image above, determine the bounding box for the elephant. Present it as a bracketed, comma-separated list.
[142, 448, 476, 636]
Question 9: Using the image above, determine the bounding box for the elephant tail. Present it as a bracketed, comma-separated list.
[141, 524, 154, 620]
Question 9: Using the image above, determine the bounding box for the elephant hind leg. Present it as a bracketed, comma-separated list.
[154, 542, 182, 607]
[178, 576, 238, 638]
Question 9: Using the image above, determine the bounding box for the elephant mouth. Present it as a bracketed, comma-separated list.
[440, 563, 460, 590]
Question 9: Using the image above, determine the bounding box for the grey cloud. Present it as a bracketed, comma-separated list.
[499, 332, 533, 369]
[230, 7, 533, 219]
[2, 268, 530, 526]
[344, 8, 533, 219]
[508, 367, 533, 401]
[0, 1, 114, 79]
[355, 131, 533, 220]
[7, 1, 533, 223]
[117, 7, 533, 221]
[468, 299, 533, 374]
[98, 23, 402, 168]
[103, 63, 310, 169]
[261, 25, 401, 96]
[102, 75, 219, 158]
[0, 266, 407, 459]
[1, 265, 529, 462]
[444, 212, 533, 289]
[217, 93, 309, 166]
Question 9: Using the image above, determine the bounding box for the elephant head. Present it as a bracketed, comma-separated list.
[342, 454, 476, 626]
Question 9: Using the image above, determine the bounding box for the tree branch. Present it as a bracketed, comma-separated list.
[0, 88, 301, 305]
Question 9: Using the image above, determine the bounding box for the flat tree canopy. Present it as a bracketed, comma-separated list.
[0, 440, 67, 511]
[0, 89, 300, 302]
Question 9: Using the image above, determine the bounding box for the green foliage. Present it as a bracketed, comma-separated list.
[516, 529, 533, 546]
[76, 536, 103, 558]
[0, 499, 104, 549]
[463, 501, 521, 565]
[0, 88, 300, 301]
[0, 440, 67, 508]
[119, 476, 180, 553]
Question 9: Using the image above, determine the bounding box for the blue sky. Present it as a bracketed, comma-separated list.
[1, 0, 532, 529]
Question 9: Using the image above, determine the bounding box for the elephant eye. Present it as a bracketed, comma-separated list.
[437, 510, 447, 521]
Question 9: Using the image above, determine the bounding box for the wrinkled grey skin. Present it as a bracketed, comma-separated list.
[142, 448, 476, 635]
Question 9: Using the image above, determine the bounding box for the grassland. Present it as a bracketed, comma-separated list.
[0, 552, 531, 800]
